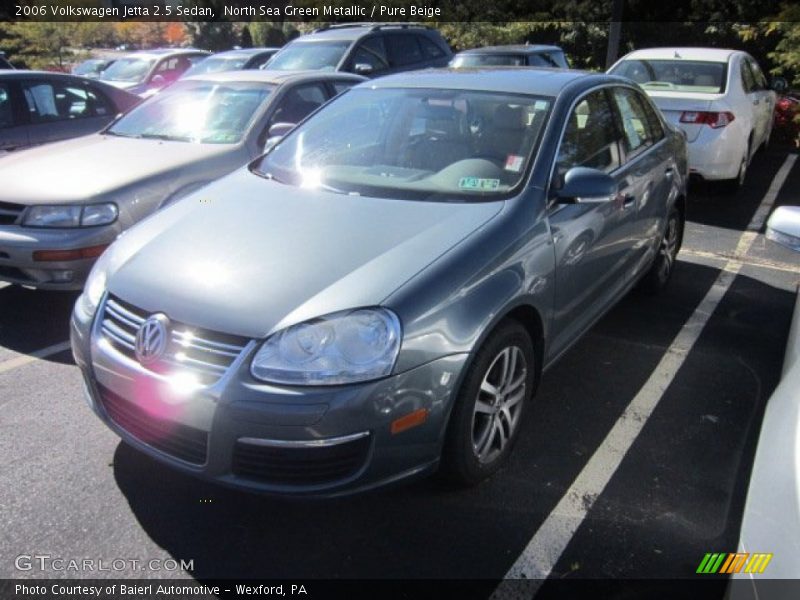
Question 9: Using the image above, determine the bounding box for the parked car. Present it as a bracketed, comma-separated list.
[0, 71, 139, 154]
[450, 44, 569, 69]
[70, 69, 687, 496]
[609, 47, 777, 192]
[0, 71, 364, 289]
[0, 51, 13, 70]
[99, 48, 210, 97]
[181, 48, 280, 78]
[265, 23, 452, 78]
[72, 58, 116, 79]
[730, 205, 800, 592]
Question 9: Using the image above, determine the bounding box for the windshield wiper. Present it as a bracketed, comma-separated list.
[103, 130, 140, 139]
[138, 133, 192, 142]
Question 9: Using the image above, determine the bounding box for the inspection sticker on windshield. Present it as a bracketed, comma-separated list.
[459, 177, 500, 191]
[505, 155, 524, 172]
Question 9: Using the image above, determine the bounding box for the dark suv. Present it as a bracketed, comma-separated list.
[266, 23, 452, 78]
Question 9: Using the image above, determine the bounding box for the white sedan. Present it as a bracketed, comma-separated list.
[609, 47, 776, 192]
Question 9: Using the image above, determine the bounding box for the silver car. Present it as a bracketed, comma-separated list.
[71, 69, 688, 496]
[0, 70, 363, 289]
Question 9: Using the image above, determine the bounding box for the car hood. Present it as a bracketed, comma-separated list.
[0, 135, 231, 204]
[106, 169, 504, 339]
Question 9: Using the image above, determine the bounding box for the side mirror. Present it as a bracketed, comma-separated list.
[766, 206, 800, 252]
[263, 122, 295, 151]
[771, 77, 788, 93]
[353, 63, 374, 76]
[555, 167, 617, 204]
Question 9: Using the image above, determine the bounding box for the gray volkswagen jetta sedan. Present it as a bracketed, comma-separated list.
[71, 69, 687, 496]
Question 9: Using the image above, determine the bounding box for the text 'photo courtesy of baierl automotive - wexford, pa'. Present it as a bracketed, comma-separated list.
[1, 1, 800, 600]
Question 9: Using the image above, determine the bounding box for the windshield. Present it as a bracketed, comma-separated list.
[183, 56, 248, 77]
[610, 59, 727, 94]
[267, 41, 350, 71]
[108, 80, 274, 143]
[253, 87, 552, 201]
[100, 57, 154, 83]
[452, 54, 527, 68]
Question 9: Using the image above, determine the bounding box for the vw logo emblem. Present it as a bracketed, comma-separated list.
[135, 314, 170, 365]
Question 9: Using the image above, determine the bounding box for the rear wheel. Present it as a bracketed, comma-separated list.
[720, 139, 751, 195]
[640, 205, 683, 294]
[440, 320, 536, 486]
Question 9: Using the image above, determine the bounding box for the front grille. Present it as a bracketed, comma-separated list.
[98, 385, 208, 465]
[100, 295, 249, 385]
[232, 435, 371, 486]
[0, 201, 24, 226]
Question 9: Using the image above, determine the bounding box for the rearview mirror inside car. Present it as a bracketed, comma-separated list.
[766, 205, 800, 252]
[556, 167, 617, 204]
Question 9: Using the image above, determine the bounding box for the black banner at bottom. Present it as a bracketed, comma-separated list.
[3, 578, 800, 600]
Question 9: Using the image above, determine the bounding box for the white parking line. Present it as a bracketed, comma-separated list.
[491, 155, 798, 598]
[0, 341, 72, 375]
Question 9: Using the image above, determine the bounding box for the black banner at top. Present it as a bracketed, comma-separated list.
[0, 0, 792, 23]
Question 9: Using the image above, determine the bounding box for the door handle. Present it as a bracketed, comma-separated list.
[622, 194, 636, 209]
[665, 167, 674, 178]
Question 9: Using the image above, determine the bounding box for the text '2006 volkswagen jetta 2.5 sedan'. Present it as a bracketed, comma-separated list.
[71, 69, 687, 496]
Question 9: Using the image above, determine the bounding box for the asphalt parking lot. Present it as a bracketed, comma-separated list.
[1, 145, 798, 595]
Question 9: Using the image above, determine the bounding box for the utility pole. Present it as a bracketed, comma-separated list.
[605, 0, 625, 69]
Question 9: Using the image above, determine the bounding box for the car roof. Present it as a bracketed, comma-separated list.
[619, 47, 739, 63]
[0, 70, 97, 80]
[364, 67, 608, 97]
[296, 23, 435, 42]
[207, 48, 280, 58]
[458, 45, 564, 55]
[181, 69, 365, 85]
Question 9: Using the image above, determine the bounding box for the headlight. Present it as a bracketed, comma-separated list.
[23, 203, 118, 228]
[251, 308, 402, 385]
[75, 253, 108, 319]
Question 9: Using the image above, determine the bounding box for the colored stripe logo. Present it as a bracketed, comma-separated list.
[697, 552, 773, 574]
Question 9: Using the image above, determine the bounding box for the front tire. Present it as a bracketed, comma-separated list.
[440, 320, 536, 486]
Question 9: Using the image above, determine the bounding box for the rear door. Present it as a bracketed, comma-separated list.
[547, 87, 638, 357]
[609, 86, 673, 275]
[0, 79, 29, 153]
[744, 56, 774, 147]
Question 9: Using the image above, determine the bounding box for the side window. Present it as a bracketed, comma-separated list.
[0, 83, 14, 129]
[385, 34, 424, 67]
[611, 87, 657, 158]
[640, 94, 665, 142]
[556, 89, 622, 177]
[418, 35, 445, 60]
[251, 54, 273, 69]
[740, 59, 756, 93]
[268, 83, 327, 127]
[22, 81, 106, 123]
[747, 58, 768, 90]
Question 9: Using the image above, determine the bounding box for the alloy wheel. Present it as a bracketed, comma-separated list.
[471, 345, 527, 464]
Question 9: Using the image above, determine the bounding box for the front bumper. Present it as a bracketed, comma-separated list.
[71, 299, 470, 497]
[0, 224, 119, 290]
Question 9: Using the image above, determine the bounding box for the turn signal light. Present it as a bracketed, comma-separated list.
[33, 244, 109, 262]
[391, 408, 430, 435]
[679, 111, 735, 128]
